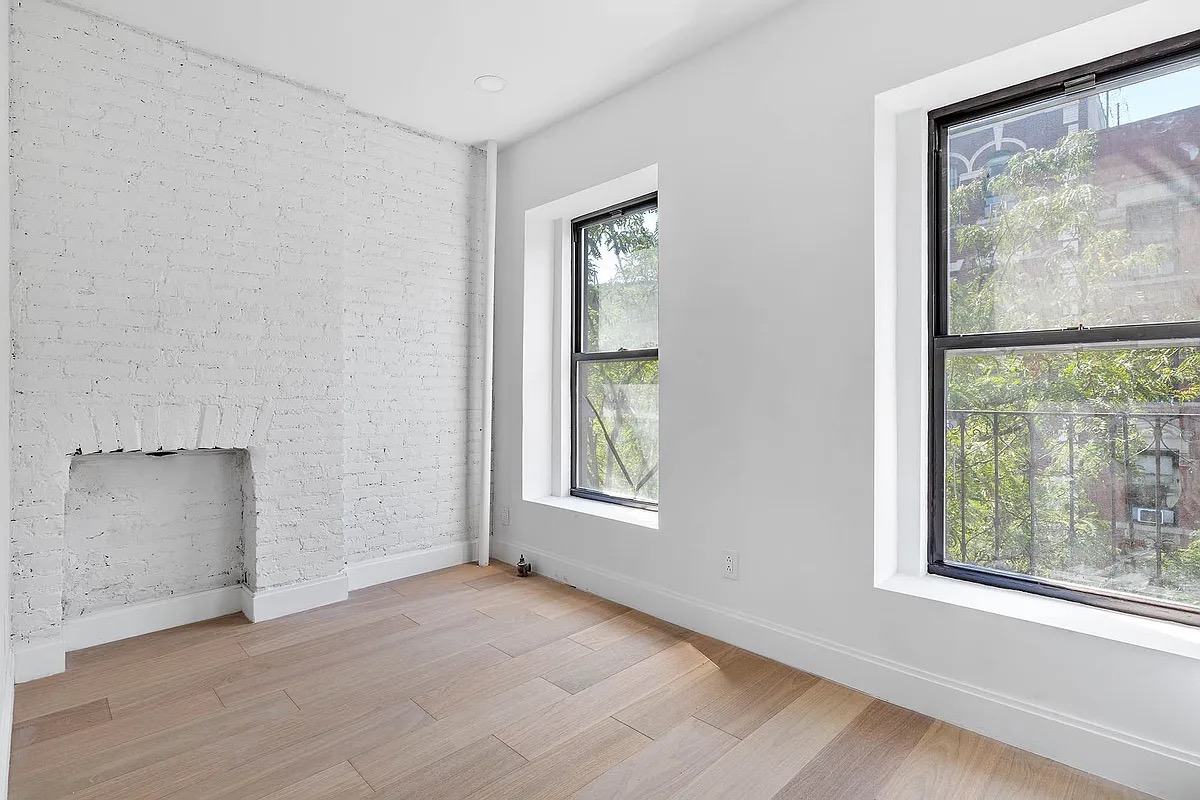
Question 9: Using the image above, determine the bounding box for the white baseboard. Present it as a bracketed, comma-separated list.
[64, 585, 243, 652]
[240, 573, 349, 623]
[345, 540, 476, 590]
[14, 639, 67, 683]
[491, 538, 1200, 800]
[18, 573, 356, 680]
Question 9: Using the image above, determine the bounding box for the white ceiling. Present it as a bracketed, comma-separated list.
[68, 0, 798, 146]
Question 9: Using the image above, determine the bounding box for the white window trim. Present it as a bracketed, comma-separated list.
[529, 494, 658, 530]
[872, 0, 1200, 662]
[521, 165, 659, 529]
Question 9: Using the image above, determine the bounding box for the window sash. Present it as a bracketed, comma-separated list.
[571, 194, 660, 510]
[570, 355, 659, 510]
[572, 193, 659, 356]
[927, 33, 1200, 627]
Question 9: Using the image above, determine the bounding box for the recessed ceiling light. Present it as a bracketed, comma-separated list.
[474, 75, 507, 93]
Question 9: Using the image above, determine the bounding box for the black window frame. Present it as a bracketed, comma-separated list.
[928, 30, 1200, 627]
[570, 192, 660, 512]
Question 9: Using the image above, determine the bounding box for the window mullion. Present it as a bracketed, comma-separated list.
[934, 321, 1200, 353]
[575, 348, 659, 363]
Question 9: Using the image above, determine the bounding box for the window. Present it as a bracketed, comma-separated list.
[572, 194, 659, 510]
[930, 34, 1200, 625]
[1127, 201, 1179, 278]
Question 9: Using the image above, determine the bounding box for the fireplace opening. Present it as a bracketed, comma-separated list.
[64, 449, 253, 621]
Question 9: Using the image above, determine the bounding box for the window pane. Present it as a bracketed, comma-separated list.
[582, 205, 658, 352]
[945, 60, 1200, 334]
[576, 358, 659, 503]
[944, 344, 1200, 610]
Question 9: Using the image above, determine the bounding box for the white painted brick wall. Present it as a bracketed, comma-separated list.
[64, 451, 247, 617]
[11, 0, 348, 642]
[7, 0, 484, 645]
[343, 112, 486, 564]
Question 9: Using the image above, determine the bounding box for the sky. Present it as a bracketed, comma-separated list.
[948, 59, 1200, 144]
[1099, 61, 1200, 127]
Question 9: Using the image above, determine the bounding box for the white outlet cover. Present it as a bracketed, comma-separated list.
[722, 549, 739, 580]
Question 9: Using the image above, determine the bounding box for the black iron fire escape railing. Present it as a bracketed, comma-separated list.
[944, 409, 1200, 577]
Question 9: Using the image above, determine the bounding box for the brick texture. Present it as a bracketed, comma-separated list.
[343, 112, 486, 564]
[9, 0, 485, 644]
[64, 451, 247, 617]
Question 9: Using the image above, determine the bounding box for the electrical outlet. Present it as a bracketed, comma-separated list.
[499, 506, 511, 526]
[722, 549, 739, 580]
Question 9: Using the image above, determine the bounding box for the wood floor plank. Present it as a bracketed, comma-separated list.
[466, 717, 650, 800]
[258, 761, 373, 800]
[291, 643, 510, 716]
[11, 696, 111, 749]
[692, 659, 817, 738]
[530, 590, 610, 620]
[9, 690, 224, 781]
[214, 610, 508, 707]
[383, 584, 488, 624]
[401, 581, 559, 625]
[475, 591, 564, 621]
[69, 696, 420, 800]
[386, 563, 505, 599]
[107, 653, 266, 717]
[571, 717, 738, 800]
[568, 610, 654, 650]
[771, 699, 934, 799]
[352, 678, 570, 790]
[669, 680, 872, 800]
[247, 606, 445, 671]
[10, 566, 1151, 800]
[371, 736, 528, 800]
[466, 572, 520, 591]
[497, 638, 715, 760]
[165, 700, 432, 799]
[877, 721, 1009, 800]
[975, 746, 1152, 800]
[11, 689, 299, 800]
[413, 639, 591, 719]
[980, 746, 1080, 800]
[236, 596, 418, 657]
[612, 649, 766, 739]
[15, 638, 249, 723]
[490, 600, 627, 657]
[472, 579, 576, 620]
[543, 625, 680, 694]
[1064, 769, 1155, 800]
[66, 613, 250, 674]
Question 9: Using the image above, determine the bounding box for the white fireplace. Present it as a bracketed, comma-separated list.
[64, 449, 252, 623]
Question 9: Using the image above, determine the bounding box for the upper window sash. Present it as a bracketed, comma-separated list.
[572, 194, 659, 356]
[930, 30, 1200, 341]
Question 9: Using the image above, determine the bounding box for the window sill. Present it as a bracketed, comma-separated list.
[878, 571, 1200, 661]
[529, 495, 659, 530]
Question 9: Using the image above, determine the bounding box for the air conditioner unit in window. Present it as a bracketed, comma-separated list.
[1133, 507, 1175, 525]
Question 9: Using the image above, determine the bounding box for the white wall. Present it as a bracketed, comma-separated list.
[9, 0, 485, 659]
[343, 113, 486, 565]
[10, 0, 347, 645]
[492, 0, 1200, 797]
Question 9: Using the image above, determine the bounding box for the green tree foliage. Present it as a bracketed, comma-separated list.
[944, 131, 1200, 606]
[579, 210, 659, 501]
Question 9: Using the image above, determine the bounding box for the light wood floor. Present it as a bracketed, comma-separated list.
[10, 562, 1151, 800]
